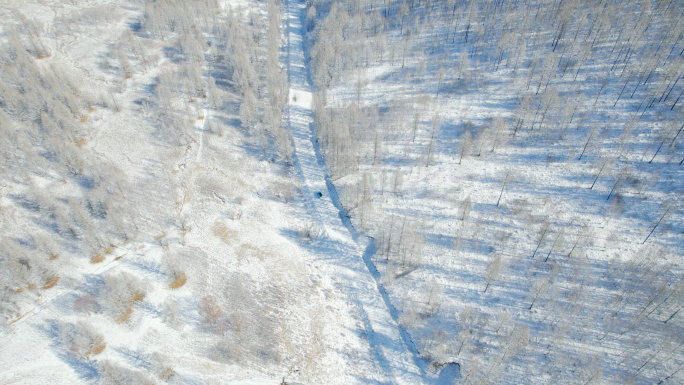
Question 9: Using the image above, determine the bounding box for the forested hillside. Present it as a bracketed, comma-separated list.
[306, 0, 684, 383]
[0, 0, 386, 383]
[1, 0, 683, 383]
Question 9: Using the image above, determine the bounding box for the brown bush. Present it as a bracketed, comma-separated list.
[41, 276, 59, 290]
[200, 295, 223, 326]
[169, 272, 187, 289]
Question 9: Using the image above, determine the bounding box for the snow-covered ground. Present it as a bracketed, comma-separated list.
[0, 0, 429, 383]
[304, 0, 684, 383]
[1, 0, 682, 384]
[283, 0, 434, 382]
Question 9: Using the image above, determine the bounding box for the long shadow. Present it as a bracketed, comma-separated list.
[41, 320, 99, 380]
[307, 70, 430, 380]
[286, 0, 436, 380]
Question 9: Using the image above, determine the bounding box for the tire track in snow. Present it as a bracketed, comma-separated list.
[283, 0, 427, 383]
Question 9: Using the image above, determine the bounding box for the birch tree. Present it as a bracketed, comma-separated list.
[484, 253, 502, 293]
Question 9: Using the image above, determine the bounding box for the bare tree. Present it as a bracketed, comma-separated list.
[497, 169, 512, 207]
[607, 166, 630, 200]
[529, 275, 551, 310]
[458, 126, 473, 164]
[643, 201, 675, 244]
[589, 156, 614, 189]
[490, 116, 506, 152]
[461, 195, 473, 222]
[532, 220, 551, 259]
[424, 279, 443, 315]
[484, 253, 502, 293]
[544, 228, 565, 262]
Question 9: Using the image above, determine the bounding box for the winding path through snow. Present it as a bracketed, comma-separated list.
[283, 0, 427, 383]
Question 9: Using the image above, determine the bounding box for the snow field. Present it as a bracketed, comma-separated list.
[0, 0, 409, 383]
[305, 0, 684, 383]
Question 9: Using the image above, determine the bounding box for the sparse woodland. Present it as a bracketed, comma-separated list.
[306, 0, 684, 382]
[0, 0, 354, 383]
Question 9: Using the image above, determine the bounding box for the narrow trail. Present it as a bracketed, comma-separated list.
[283, 0, 427, 383]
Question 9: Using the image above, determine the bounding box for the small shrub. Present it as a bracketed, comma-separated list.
[200, 295, 225, 332]
[41, 276, 59, 290]
[115, 307, 132, 323]
[87, 337, 107, 356]
[169, 272, 187, 289]
[160, 367, 175, 380]
[212, 221, 237, 245]
[60, 320, 106, 359]
[236, 244, 268, 262]
[421, 329, 449, 365]
[299, 222, 321, 242]
[130, 291, 145, 303]
[398, 307, 421, 329]
[162, 298, 183, 329]
[151, 351, 176, 380]
[155, 232, 167, 248]
[74, 293, 98, 314]
[100, 359, 154, 384]
[114, 291, 144, 324]
[104, 272, 147, 323]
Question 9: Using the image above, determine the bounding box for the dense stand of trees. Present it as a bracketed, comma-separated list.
[306, 0, 684, 382]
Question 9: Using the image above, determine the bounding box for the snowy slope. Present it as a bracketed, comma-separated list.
[283, 0, 429, 383]
[0, 1, 416, 384]
[303, 0, 684, 383]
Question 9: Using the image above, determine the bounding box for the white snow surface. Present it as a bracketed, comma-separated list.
[0, 0, 429, 384]
[283, 0, 427, 383]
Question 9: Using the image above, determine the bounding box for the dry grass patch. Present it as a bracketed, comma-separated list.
[169, 272, 187, 289]
[75, 138, 88, 147]
[115, 307, 132, 323]
[59, 321, 107, 359]
[42, 276, 59, 290]
[87, 336, 107, 356]
[131, 291, 145, 302]
[237, 243, 268, 262]
[160, 367, 175, 380]
[115, 290, 145, 323]
[212, 221, 238, 245]
[92, 246, 115, 263]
